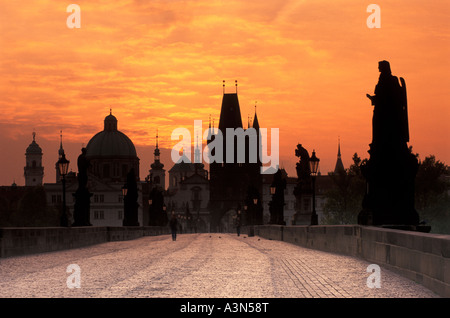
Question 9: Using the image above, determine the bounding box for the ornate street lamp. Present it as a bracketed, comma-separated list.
[309, 150, 320, 225]
[58, 153, 70, 226]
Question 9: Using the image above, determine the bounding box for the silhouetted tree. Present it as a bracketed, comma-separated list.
[323, 153, 366, 224]
[414, 154, 450, 234]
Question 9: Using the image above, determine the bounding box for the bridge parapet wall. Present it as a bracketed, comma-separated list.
[0, 226, 170, 258]
[255, 225, 450, 298]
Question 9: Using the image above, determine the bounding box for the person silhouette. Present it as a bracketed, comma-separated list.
[169, 213, 178, 241]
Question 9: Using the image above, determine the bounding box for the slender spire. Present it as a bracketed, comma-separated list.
[156, 129, 159, 149]
[32, 131, 36, 142]
[252, 101, 260, 129]
[58, 130, 65, 158]
[223, 80, 225, 94]
[334, 137, 345, 173]
[338, 136, 341, 157]
[235, 80, 238, 94]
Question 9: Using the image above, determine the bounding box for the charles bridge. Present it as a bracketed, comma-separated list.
[0, 224, 448, 298]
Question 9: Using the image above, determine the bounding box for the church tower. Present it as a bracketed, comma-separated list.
[334, 138, 345, 173]
[24, 132, 44, 186]
[149, 130, 165, 190]
[209, 81, 263, 229]
[55, 130, 65, 182]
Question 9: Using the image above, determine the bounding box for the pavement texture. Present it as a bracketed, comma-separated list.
[0, 233, 439, 298]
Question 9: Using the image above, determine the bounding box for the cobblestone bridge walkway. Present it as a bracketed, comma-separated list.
[0, 233, 439, 298]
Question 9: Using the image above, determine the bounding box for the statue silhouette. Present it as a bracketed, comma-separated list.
[72, 147, 92, 226]
[77, 148, 90, 188]
[366, 60, 409, 151]
[359, 61, 422, 229]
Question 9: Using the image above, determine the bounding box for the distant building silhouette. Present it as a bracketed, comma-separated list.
[44, 111, 143, 226]
[148, 130, 166, 191]
[209, 83, 263, 231]
[24, 132, 44, 186]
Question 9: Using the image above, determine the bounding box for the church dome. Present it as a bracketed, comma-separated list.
[85, 112, 137, 158]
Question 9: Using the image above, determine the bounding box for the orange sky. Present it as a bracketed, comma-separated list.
[0, 0, 449, 185]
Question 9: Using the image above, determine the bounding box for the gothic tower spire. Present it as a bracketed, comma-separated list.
[334, 137, 345, 173]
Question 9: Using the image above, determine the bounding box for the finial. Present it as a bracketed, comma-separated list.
[32, 131, 36, 142]
[255, 101, 257, 113]
[223, 80, 225, 94]
[156, 129, 159, 148]
[110, 107, 112, 115]
[235, 80, 238, 93]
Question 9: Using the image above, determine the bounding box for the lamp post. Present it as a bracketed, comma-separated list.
[58, 153, 70, 226]
[309, 150, 320, 225]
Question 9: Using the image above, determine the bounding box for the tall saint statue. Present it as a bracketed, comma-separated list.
[366, 60, 409, 151]
[358, 61, 423, 230]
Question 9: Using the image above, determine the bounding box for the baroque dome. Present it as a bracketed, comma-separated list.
[86, 113, 137, 158]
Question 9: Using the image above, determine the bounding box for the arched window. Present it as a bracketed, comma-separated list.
[154, 176, 160, 184]
[32, 160, 36, 168]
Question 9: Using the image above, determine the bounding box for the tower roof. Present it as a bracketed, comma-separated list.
[252, 103, 260, 130]
[218, 93, 243, 131]
[58, 130, 65, 158]
[26, 132, 42, 155]
[334, 138, 345, 173]
[86, 112, 137, 158]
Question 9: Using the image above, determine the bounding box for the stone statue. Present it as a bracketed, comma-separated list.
[358, 61, 423, 230]
[72, 148, 92, 226]
[366, 60, 409, 151]
[77, 148, 90, 188]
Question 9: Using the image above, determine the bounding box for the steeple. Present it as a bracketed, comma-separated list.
[58, 130, 65, 159]
[152, 130, 162, 166]
[334, 137, 345, 173]
[149, 130, 165, 190]
[56, 130, 66, 182]
[252, 101, 260, 130]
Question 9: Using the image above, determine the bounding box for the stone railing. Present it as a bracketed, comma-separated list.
[0, 226, 170, 258]
[253, 225, 450, 298]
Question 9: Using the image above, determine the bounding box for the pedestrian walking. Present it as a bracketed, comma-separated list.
[169, 213, 178, 241]
[235, 210, 242, 236]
